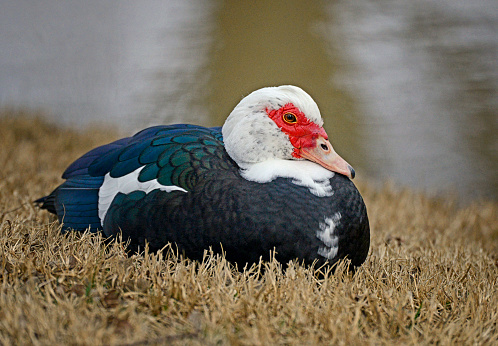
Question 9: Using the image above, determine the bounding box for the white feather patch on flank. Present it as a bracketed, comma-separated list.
[239, 159, 334, 197]
[98, 166, 187, 225]
[316, 213, 342, 260]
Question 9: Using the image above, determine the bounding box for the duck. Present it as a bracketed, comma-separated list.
[37, 85, 370, 269]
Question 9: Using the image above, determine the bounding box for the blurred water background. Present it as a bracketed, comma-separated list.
[0, 0, 496, 201]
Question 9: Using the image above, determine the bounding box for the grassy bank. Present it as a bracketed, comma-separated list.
[1, 111, 497, 345]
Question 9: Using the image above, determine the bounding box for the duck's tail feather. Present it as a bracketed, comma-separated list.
[35, 175, 105, 232]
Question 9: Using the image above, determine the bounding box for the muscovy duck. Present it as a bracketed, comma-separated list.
[37, 85, 370, 268]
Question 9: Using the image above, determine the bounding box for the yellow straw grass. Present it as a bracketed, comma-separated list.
[1, 111, 497, 345]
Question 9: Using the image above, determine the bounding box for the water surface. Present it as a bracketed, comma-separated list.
[0, 0, 496, 201]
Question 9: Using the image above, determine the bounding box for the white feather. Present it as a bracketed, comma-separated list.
[98, 166, 187, 225]
[240, 159, 334, 197]
[220, 85, 334, 195]
[316, 213, 341, 260]
[222, 85, 323, 167]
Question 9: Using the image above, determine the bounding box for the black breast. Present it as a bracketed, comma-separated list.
[104, 168, 370, 269]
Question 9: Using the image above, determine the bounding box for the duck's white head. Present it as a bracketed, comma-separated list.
[222, 85, 355, 180]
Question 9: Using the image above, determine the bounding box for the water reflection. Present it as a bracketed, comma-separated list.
[206, 0, 364, 167]
[0, 0, 496, 200]
[0, 1, 217, 129]
[325, 0, 497, 200]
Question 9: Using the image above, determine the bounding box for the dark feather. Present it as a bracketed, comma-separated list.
[37, 124, 370, 268]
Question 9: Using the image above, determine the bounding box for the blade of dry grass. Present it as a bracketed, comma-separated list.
[1, 111, 497, 345]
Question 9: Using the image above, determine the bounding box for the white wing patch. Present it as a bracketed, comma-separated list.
[316, 212, 342, 260]
[98, 166, 187, 226]
[239, 159, 334, 197]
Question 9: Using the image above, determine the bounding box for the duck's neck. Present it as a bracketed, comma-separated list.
[238, 159, 335, 197]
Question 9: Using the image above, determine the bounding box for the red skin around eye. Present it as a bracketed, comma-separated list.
[266, 103, 328, 158]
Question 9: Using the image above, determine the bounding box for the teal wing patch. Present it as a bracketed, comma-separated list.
[87, 125, 236, 192]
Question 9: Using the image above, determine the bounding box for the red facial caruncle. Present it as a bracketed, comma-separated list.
[266, 103, 355, 179]
[266, 103, 327, 159]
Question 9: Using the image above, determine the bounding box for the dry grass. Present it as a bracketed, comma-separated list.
[1, 111, 497, 345]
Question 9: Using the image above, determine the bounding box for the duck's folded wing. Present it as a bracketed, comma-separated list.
[37, 125, 234, 232]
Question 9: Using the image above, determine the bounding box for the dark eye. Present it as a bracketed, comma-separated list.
[282, 113, 297, 124]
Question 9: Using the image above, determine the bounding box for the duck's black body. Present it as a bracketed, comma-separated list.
[105, 160, 369, 268]
[38, 124, 369, 268]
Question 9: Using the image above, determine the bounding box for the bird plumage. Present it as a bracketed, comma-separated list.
[37, 86, 370, 269]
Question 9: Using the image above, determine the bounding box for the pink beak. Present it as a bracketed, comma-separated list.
[299, 135, 355, 179]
